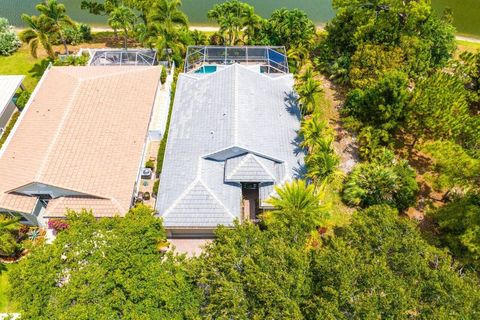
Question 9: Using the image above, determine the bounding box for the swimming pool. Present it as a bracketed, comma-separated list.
[194, 65, 217, 74]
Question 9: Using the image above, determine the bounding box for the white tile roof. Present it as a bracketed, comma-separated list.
[156, 64, 304, 228]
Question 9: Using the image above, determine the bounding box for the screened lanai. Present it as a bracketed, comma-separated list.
[88, 49, 157, 66]
[184, 46, 289, 74]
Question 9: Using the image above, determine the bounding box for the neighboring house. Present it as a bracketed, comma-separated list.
[157, 46, 304, 239]
[0, 75, 25, 136]
[0, 66, 165, 225]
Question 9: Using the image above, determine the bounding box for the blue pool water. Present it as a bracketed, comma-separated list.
[195, 65, 218, 74]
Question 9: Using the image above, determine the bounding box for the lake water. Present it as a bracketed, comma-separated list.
[0, 0, 479, 37]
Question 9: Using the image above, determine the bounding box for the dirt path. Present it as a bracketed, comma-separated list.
[319, 75, 360, 174]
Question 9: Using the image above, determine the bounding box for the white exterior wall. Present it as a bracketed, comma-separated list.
[148, 64, 175, 141]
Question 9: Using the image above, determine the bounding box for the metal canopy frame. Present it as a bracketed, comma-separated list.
[184, 46, 289, 74]
[89, 49, 157, 66]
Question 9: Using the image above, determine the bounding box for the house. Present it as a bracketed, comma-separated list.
[0, 75, 25, 136]
[0, 65, 166, 225]
[156, 46, 304, 239]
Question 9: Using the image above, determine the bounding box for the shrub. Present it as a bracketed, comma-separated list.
[47, 219, 69, 232]
[156, 70, 179, 175]
[160, 67, 168, 85]
[145, 159, 155, 170]
[78, 23, 92, 41]
[153, 180, 159, 196]
[16, 91, 31, 110]
[53, 23, 92, 46]
[342, 151, 418, 211]
[62, 25, 83, 46]
[53, 54, 89, 66]
[0, 17, 21, 56]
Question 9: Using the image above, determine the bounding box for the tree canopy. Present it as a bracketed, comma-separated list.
[321, 0, 456, 85]
[9, 205, 200, 319]
[342, 151, 418, 211]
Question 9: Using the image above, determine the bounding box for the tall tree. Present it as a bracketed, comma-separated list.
[422, 140, 480, 197]
[342, 151, 418, 211]
[296, 77, 322, 116]
[305, 205, 480, 319]
[9, 205, 200, 318]
[147, 0, 189, 61]
[321, 0, 455, 85]
[35, 0, 75, 55]
[19, 14, 56, 59]
[430, 192, 480, 270]
[195, 222, 310, 319]
[263, 8, 316, 50]
[108, 5, 137, 50]
[406, 71, 471, 150]
[207, 0, 262, 46]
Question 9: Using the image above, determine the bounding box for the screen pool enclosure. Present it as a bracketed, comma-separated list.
[89, 49, 157, 66]
[185, 46, 289, 74]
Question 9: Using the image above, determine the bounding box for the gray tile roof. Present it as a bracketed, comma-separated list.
[156, 64, 304, 228]
[225, 153, 276, 183]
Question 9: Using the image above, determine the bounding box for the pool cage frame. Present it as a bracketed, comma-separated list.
[88, 49, 157, 66]
[184, 46, 289, 74]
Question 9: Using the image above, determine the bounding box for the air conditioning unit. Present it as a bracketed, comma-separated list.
[141, 167, 152, 179]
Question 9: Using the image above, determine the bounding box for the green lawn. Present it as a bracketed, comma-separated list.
[0, 46, 51, 92]
[0, 263, 17, 313]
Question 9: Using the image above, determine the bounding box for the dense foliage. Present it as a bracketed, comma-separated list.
[194, 205, 480, 319]
[320, 0, 455, 85]
[0, 216, 21, 257]
[305, 205, 480, 319]
[0, 18, 21, 56]
[430, 193, 480, 270]
[10, 205, 200, 319]
[343, 151, 418, 211]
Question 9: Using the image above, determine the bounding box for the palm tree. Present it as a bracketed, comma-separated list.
[108, 6, 137, 50]
[147, 0, 189, 60]
[288, 45, 310, 72]
[296, 64, 317, 84]
[297, 77, 322, 116]
[242, 8, 262, 45]
[265, 180, 329, 237]
[299, 114, 327, 152]
[20, 14, 56, 59]
[207, 0, 260, 46]
[305, 151, 340, 185]
[36, 0, 75, 55]
[267, 180, 319, 213]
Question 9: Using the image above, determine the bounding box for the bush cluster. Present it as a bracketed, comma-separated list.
[0, 18, 21, 56]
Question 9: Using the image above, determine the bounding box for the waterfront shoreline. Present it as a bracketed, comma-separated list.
[13, 25, 480, 43]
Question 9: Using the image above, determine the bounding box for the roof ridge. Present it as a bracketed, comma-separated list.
[233, 64, 239, 145]
[250, 154, 276, 181]
[226, 153, 253, 180]
[162, 179, 234, 219]
[162, 179, 201, 218]
[198, 179, 236, 219]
